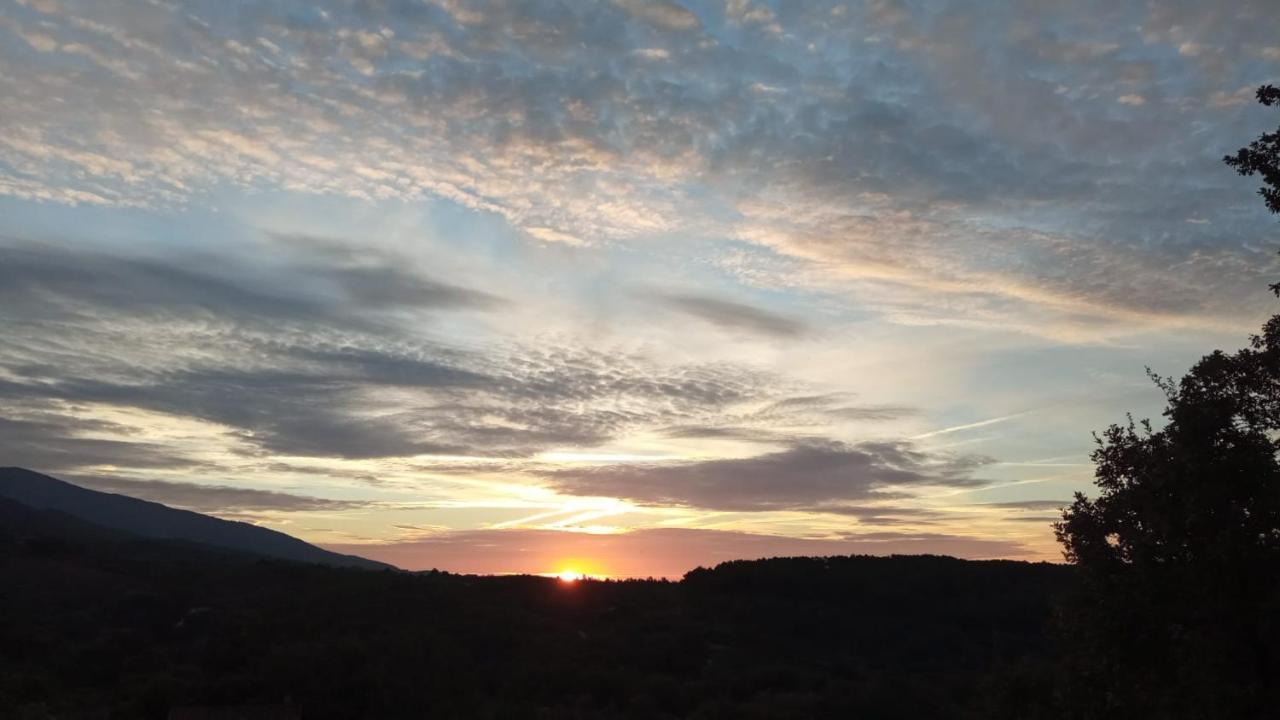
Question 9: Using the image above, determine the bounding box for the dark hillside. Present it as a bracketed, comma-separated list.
[0, 468, 386, 570]
[0, 502, 1070, 719]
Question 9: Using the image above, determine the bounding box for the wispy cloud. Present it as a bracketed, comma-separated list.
[652, 292, 809, 338]
[70, 475, 368, 514]
[911, 411, 1034, 440]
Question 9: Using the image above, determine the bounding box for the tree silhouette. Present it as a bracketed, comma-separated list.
[1225, 84, 1280, 216]
[1055, 85, 1280, 719]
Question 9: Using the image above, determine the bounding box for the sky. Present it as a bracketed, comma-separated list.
[1, 0, 1278, 578]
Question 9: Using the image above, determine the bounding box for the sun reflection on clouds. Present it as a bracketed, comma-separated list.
[487, 498, 636, 535]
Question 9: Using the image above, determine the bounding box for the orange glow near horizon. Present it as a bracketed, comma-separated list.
[327, 527, 1055, 579]
[546, 557, 607, 582]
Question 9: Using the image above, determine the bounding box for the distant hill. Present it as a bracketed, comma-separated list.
[0, 467, 389, 570]
[0, 494, 124, 545]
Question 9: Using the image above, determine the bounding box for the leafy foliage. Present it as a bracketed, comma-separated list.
[1224, 84, 1280, 218]
[1056, 85, 1280, 719]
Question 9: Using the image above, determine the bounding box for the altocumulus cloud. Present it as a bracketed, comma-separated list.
[0, 0, 1277, 336]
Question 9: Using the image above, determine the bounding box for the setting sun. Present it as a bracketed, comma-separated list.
[556, 569, 584, 583]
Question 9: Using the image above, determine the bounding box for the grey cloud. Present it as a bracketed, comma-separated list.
[659, 425, 783, 442]
[654, 292, 809, 338]
[5, 367, 488, 460]
[0, 413, 197, 473]
[0, 239, 782, 460]
[329, 265, 505, 310]
[262, 462, 387, 487]
[544, 439, 991, 511]
[0, 239, 503, 334]
[0, 243, 321, 324]
[1, 358, 486, 460]
[68, 475, 367, 513]
[0, 341, 775, 460]
[798, 504, 951, 525]
[826, 406, 919, 421]
[267, 233, 506, 311]
[979, 499, 1070, 511]
[276, 345, 493, 389]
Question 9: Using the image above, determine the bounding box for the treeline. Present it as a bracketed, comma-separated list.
[0, 509, 1071, 719]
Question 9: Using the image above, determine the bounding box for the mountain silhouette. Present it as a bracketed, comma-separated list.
[0, 467, 389, 570]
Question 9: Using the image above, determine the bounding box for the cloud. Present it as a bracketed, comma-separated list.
[1005, 515, 1062, 524]
[632, 47, 671, 61]
[543, 439, 991, 511]
[68, 475, 367, 513]
[978, 499, 1069, 511]
[0, 242, 321, 324]
[0, 344, 774, 461]
[0, 0, 1274, 338]
[0, 239, 784, 461]
[659, 425, 783, 442]
[323, 526, 1033, 577]
[653, 292, 809, 338]
[525, 227, 586, 246]
[654, 395, 917, 446]
[328, 264, 504, 310]
[0, 0, 1274, 556]
[0, 238, 503, 333]
[0, 413, 196, 473]
[266, 233, 507, 310]
[2, 365, 485, 461]
[750, 394, 917, 423]
[616, 0, 700, 31]
[797, 503, 951, 525]
[911, 410, 1030, 440]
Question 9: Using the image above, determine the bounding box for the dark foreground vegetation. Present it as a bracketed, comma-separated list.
[0, 501, 1069, 719]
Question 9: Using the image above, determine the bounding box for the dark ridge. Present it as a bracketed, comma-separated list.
[0, 467, 389, 570]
